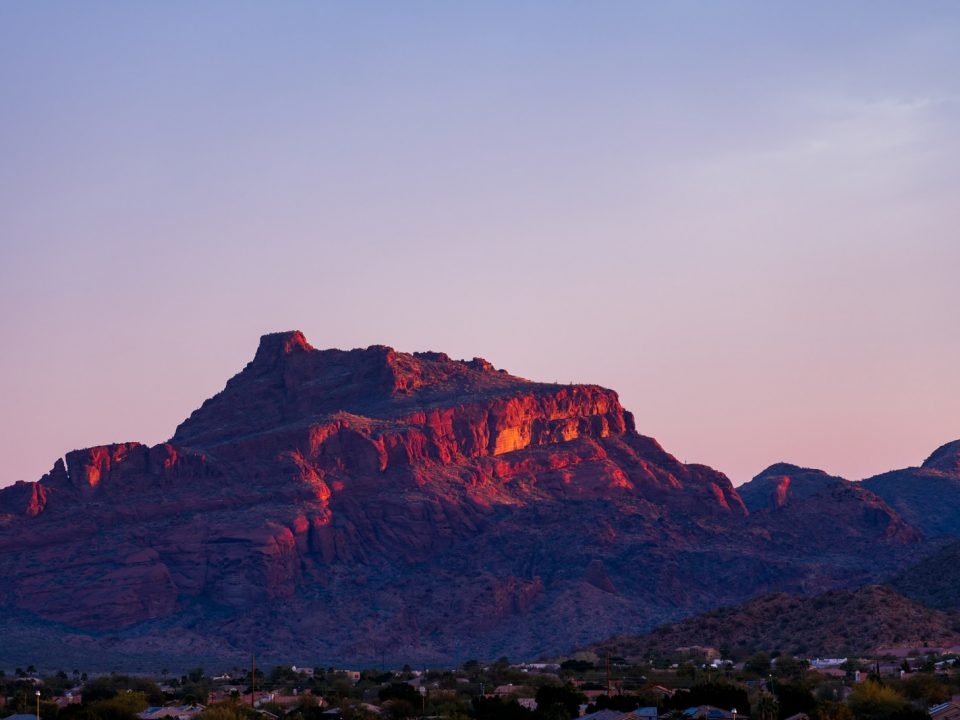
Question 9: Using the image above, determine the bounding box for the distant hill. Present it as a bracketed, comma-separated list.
[738, 464, 846, 513]
[734, 464, 921, 560]
[889, 541, 960, 610]
[862, 441, 960, 537]
[590, 585, 960, 659]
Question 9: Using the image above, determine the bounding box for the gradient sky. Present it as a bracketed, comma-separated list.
[2, 1, 959, 488]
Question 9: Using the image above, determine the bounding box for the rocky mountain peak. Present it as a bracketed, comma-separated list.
[252, 330, 315, 362]
[921, 439, 960, 475]
[172, 332, 544, 449]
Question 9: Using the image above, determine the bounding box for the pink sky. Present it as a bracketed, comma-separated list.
[1, 3, 958, 487]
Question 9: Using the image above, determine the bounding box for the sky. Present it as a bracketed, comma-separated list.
[1, 1, 958, 488]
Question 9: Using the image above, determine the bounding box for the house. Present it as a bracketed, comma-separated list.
[579, 708, 657, 720]
[137, 705, 205, 720]
[580, 710, 628, 720]
[512, 663, 560, 673]
[268, 693, 315, 709]
[930, 702, 960, 720]
[52, 694, 82, 709]
[683, 706, 736, 720]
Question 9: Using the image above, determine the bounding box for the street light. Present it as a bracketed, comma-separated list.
[35, 690, 41, 720]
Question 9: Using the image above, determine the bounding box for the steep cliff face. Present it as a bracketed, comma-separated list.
[0, 332, 932, 667]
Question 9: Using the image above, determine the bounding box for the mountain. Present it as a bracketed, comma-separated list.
[737, 465, 921, 554]
[590, 585, 960, 660]
[889, 541, 960, 610]
[0, 331, 941, 669]
[862, 441, 960, 537]
[738, 464, 847, 513]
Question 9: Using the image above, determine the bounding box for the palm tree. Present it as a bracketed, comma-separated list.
[755, 693, 779, 720]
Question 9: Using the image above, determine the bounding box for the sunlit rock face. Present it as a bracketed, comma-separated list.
[0, 331, 935, 667]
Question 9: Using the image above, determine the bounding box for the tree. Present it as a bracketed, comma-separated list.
[755, 693, 779, 720]
[559, 660, 594, 673]
[814, 701, 854, 720]
[773, 657, 808, 682]
[535, 684, 586, 720]
[775, 683, 816, 720]
[472, 697, 534, 720]
[82, 675, 164, 705]
[382, 699, 417, 720]
[198, 700, 260, 720]
[746, 653, 772, 676]
[88, 691, 150, 720]
[901, 673, 949, 705]
[848, 680, 919, 720]
[379, 683, 421, 706]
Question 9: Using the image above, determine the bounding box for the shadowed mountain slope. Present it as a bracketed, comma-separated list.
[591, 585, 960, 660]
[889, 541, 960, 610]
[862, 442, 960, 538]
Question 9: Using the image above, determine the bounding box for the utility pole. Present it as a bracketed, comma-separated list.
[251, 654, 256, 707]
[606, 655, 612, 697]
